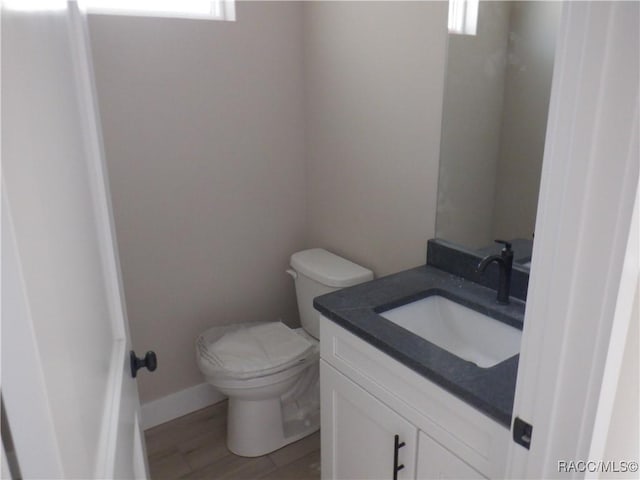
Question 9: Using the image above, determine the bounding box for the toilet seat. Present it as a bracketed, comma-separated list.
[197, 322, 317, 381]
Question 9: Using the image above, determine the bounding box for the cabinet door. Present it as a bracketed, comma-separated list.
[416, 431, 486, 480]
[321, 361, 417, 480]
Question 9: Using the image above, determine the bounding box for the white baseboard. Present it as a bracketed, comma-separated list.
[140, 383, 226, 430]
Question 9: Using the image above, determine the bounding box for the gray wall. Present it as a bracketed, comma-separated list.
[89, 1, 448, 403]
[89, 1, 307, 402]
[304, 1, 448, 276]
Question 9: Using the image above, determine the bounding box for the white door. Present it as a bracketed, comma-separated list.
[320, 361, 417, 480]
[2, 2, 150, 478]
[505, 2, 639, 477]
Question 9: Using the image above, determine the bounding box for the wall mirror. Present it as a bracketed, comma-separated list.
[435, 0, 562, 264]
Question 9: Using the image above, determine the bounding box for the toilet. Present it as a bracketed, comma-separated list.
[195, 248, 373, 457]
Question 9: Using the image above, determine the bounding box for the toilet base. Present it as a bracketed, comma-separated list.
[197, 324, 321, 458]
[226, 396, 320, 457]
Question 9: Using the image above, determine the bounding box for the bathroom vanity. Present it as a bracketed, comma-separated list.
[314, 241, 528, 480]
[320, 319, 507, 479]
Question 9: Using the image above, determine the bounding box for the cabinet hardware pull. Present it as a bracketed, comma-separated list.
[393, 434, 405, 480]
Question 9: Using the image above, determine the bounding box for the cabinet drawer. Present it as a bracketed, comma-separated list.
[320, 317, 509, 478]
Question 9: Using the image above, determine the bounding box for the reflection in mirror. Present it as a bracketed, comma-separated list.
[435, 1, 562, 259]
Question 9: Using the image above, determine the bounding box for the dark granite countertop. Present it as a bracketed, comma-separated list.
[313, 264, 525, 428]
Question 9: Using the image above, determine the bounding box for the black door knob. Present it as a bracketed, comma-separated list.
[130, 350, 157, 378]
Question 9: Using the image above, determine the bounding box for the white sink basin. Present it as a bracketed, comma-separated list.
[379, 296, 521, 368]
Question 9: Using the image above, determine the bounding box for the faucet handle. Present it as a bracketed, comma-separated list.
[494, 239, 512, 251]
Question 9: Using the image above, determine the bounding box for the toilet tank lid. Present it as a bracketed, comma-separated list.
[290, 248, 374, 288]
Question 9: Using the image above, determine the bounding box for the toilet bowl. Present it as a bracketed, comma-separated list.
[196, 249, 373, 457]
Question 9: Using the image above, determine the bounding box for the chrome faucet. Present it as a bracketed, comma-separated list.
[477, 240, 514, 304]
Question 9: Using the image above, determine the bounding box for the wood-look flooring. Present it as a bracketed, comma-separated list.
[144, 401, 321, 480]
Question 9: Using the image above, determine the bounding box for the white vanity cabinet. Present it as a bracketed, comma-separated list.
[416, 432, 486, 479]
[321, 363, 417, 480]
[320, 316, 510, 480]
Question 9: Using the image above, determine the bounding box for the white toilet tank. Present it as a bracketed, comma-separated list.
[288, 249, 374, 339]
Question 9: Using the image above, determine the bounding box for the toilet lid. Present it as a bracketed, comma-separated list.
[197, 322, 314, 380]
